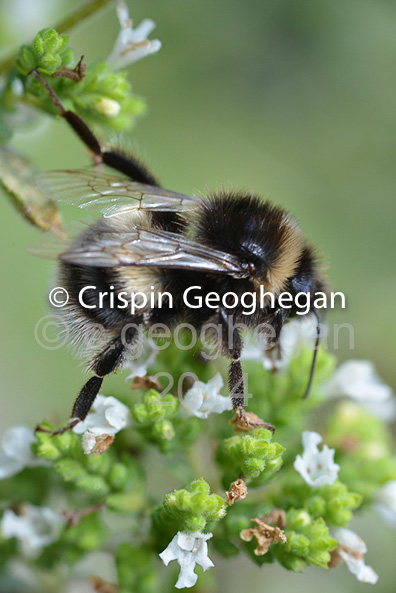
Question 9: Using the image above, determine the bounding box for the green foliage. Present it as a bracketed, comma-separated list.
[275, 509, 337, 571]
[116, 543, 160, 593]
[325, 402, 396, 502]
[16, 28, 72, 76]
[1, 26, 147, 147]
[216, 428, 284, 487]
[279, 478, 362, 527]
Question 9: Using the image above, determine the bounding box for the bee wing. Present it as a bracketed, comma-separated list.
[37, 170, 202, 216]
[60, 227, 249, 278]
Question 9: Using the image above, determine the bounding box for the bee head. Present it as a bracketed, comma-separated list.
[196, 191, 305, 293]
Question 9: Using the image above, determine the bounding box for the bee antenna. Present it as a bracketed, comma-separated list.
[302, 309, 321, 399]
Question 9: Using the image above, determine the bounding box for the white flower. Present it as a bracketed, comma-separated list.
[182, 374, 232, 419]
[124, 337, 158, 379]
[81, 431, 115, 455]
[323, 360, 396, 421]
[294, 431, 340, 488]
[107, 1, 161, 69]
[95, 97, 121, 118]
[1, 504, 64, 556]
[0, 426, 48, 479]
[159, 531, 214, 589]
[332, 527, 378, 584]
[374, 480, 396, 528]
[72, 395, 131, 448]
[242, 316, 318, 371]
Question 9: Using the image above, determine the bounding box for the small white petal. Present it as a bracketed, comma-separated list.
[332, 527, 378, 584]
[182, 374, 232, 419]
[159, 536, 180, 565]
[2, 426, 36, 460]
[242, 316, 318, 371]
[0, 426, 48, 479]
[332, 527, 367, 555]
[294, 430, 340, 488]
[81, 432, 97, 454]
[0, 454, 25, 479]
[323, 360, 396, 421]
[124, 339, 158, 379]
[72, 395, 131, 437]
[103, 397, 130, 430]
[95, 98, 121, 117]
[1, 504, 64, 557]
[338, 549, 378, 584]
[108, 2, 161, 70]
[129, 18, 156, 43]
[374, 481, 396, 528]
[159, 531, 214, 589]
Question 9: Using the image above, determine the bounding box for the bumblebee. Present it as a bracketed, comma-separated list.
[34, 72, 325, 431]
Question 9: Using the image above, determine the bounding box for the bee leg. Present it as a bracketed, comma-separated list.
[219, 307, 275, 431]
[31, 69, 158, 186]
[71, 325, 143, 425]
[37, 325, 143, 435]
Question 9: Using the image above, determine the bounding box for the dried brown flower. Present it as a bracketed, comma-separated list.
[226, 478, 248, 505]
[240, 517, 287, 556]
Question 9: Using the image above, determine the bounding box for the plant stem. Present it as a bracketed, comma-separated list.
[0, 0, 115, 75]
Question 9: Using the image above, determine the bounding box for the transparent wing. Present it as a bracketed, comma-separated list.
[60, 227, 249, 278]
[37, 169, 202, 217]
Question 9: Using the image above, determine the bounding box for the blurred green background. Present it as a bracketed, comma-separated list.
[0, 0, 395, 591]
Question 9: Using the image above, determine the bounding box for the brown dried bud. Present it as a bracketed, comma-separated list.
[230, 412, 266, 433]
[131, 375, 162, 391]
[226, 478, 248, 505]
[82, 432, 115, 455]
[240, 517, 287, 556]
[90, 576, 118, 593]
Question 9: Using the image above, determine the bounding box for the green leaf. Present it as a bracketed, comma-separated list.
[0, 147, 64, 235]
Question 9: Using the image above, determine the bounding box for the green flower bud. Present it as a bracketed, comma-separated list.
[216, 428, 285, 486]
[189, 477, 210, 495]
[16, 45, 37, 75]
[34, 28, 68, 56]
[279, 510, 337, 570]
[39, 54, 62, 74]
[106, 492, 143, 513]
[109, 462, 129, 490]
[64, 514, 107, 552]
[132, 404, 149, 424]
[60, 47, 75, 68]
[185, 515, 206, 532]
[152, 419, 175, 441]
[35, 437, 61, 461]
[74, 474, 109, 496]
[53, 430, 74, 453]
[54, 458, 85, 481]
[162, 478, 226, 532]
